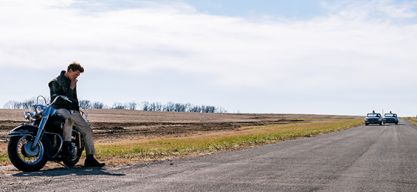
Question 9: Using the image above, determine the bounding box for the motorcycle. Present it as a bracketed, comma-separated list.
[7, 95, 85, 172]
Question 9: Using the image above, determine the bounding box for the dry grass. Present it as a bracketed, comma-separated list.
[404, 117, 417, 127]
[94, 118, 362, 166]
[0, 136, 7, 165]
[0, 109, 362, 168]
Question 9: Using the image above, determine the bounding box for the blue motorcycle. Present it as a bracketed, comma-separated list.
[7, 95, 85, 172]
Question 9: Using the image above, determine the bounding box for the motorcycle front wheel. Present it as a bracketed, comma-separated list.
[8, 135, 47, 172]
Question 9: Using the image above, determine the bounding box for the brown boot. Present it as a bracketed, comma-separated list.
[84, 155, 105, 167]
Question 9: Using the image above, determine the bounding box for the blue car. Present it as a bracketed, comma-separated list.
[383, 112, 399, 125]
[364, 112, 383, 126]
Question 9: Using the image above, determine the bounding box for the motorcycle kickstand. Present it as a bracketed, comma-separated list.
[54, 161, 71, 169]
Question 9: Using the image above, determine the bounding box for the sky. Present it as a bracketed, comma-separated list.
[1, 0, 417, 116]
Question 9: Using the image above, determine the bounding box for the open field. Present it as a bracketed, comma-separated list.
[0, 109, 362, 168]
[404, 117, 417, 127]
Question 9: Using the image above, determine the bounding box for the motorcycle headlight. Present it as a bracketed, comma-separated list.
[34, 105, 46, 115]
[24, 111, 36, 121]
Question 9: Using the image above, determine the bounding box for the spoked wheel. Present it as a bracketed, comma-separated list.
[62, 141, 83, 168]
[8, 135, 47, 172]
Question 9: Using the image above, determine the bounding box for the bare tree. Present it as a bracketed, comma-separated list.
[3, 101, 16, 109]
[142, 101, 150, 111]
[151, 102, 163, 111]
[4, 99, 226, 113]
[93, 102, 104, 109]
[3, 99, 36, 109]
[112, 103, 126, 109]
[127, 102, 137, 110]
[79, 100, 92, 109]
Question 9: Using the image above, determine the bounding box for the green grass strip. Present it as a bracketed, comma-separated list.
[0, 153, 8, 165]
[404, 117, 417, 127]
[0, 118, 362, 165]
[96, 118, 362, 160]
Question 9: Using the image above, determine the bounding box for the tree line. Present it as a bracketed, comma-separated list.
[3, 99, 227, 113]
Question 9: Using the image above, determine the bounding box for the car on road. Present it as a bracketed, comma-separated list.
[383, 112, 399, 125]
[364, 112, 383, 126]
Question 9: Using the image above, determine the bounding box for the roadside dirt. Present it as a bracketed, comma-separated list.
[0, 109, 357, 149]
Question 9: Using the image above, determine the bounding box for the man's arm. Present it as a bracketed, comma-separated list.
[49, 79, 80, 110]
[49, 80, 64, 102]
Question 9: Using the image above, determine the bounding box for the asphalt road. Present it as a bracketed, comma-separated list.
[2, 120, 417, 192]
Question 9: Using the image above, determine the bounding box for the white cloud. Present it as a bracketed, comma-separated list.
[323, 0, 417, 20]
[1, 0, 417, 94]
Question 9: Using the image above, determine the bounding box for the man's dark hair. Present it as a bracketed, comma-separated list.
[67, 62, 84, 73]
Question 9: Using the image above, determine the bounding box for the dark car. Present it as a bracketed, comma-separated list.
[383, 112, 399, 125]
[364, 112, 383, 126]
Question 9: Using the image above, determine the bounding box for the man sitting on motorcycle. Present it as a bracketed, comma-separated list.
[49, 62, 105, 167]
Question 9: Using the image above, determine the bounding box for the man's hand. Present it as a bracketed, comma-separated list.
[70, 79, 77, 90]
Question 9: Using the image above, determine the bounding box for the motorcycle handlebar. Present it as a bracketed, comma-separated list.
[30, 95, 74, 115]
[50, 95, 73, 105]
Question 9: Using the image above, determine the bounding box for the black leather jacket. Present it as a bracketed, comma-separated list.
[48, 71, 80, 111]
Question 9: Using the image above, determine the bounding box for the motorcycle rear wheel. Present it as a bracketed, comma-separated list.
[62, 141, 83, 168]
[8, 135, 47, 172]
